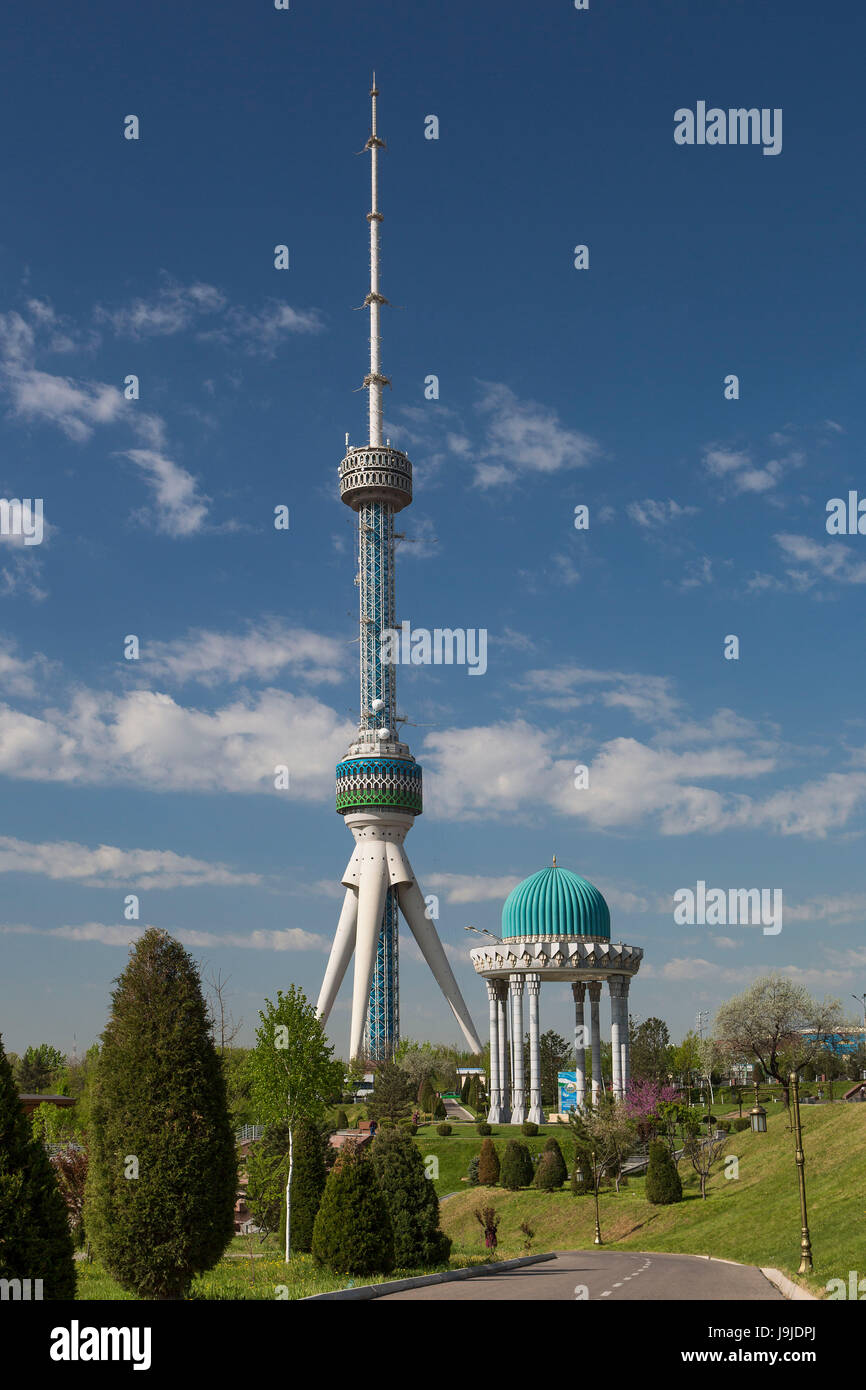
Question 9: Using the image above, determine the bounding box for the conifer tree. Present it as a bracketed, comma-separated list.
[539, 1136, 568, 1188]
[371, 1128, 450, 1266]
[86, 929, 237, 1299]
[477, 1136, 500, 1186]
[0, 1035, 75, 1299]
[645, 1137, 683, 1204]
[311, 1142, 394, 1275]
[500, 1139, 535, 1190]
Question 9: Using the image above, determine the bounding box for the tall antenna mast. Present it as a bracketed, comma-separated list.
[364, 72, 389, 447]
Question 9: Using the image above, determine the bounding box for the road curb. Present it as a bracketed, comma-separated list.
[301, 1251, 557, 1300]
[760, 1267, 817, 1300]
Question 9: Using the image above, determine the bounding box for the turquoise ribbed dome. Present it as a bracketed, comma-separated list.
[502, 865, 610, 940]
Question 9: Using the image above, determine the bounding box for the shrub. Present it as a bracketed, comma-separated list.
[540, 1137, 568, 1187]
[701, 1115, 717, 1126]
[716, 1119, 731, 1133]
[408, 1124, 418, 1136]
[500, 1140, 534, 1191]
[733, 1117, 751, 1132]
[521, 1121, 539, 1137]
[433, 1097, 447, 1121]
[335, 1109, 349, 1131]
[86, 929, 236, 1299]
[476, 1122, 492, 1136]
[467, 1156, 480, 1187]
[311, 1143, 394, 1276]
[474, 1205, 500, 1251]
[371, 1128, 450, 1268]
[534, 1150, 564, 1191]
[477, 1137, 500, 1185]
[0, 1037, 76, 1298]
[436, 1123, 452, 1136]
[645, 1138, 683, 1205]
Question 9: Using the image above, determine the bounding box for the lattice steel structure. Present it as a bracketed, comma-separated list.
[315, 78, 482, 1063]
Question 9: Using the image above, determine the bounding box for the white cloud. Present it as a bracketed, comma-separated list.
[0, 921, 327, 951]
[772, 533, 866, 589]
[703, 444, 804, 496]
[424, 872, 522, 904]
[473, 382, 599, 486]
[121, 449, 210, 537]
[0, 686, 354, 796]
[0, 836, 261, 889]
[143, 622, 346, 687]
[627, 498, 698, 527]
[97, 278, 323, 356]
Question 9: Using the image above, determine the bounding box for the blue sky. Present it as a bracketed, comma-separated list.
[1, 0, 865, 1059]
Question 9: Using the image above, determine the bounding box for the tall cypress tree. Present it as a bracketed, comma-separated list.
[371, 1128, 450, 1267]
[86, 929, 237, 1299]
[0, 1035, 75, 1299]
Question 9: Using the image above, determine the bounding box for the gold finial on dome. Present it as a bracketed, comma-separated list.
[552, 854, 557, 867]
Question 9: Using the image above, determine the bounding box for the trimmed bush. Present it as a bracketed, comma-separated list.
[716, 1119, 731, 1133]
[540, 1137, 568, 1188]
[645, 1139, 682, 1206]
[521, 1121, 539, 1137]
[0, 1035, 76, 1298]
[436, 1123, 452, 1136]
[534, 1150, 564, 1191]
[477, 1137, 500, 1186]
[500, 1140, 534, 1191]
[433, 1097, 447, 1121]
[371, 1128, 450, 1268]
[467, 1156, 480, 1187]
[733, 1117, 751, 1132]
[476, 1122, 492, 1136]
[335, 1109, 349, 1131]
[311, 1143, 394, 1276]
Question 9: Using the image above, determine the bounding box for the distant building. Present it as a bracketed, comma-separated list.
[18, 1094, 75, 1119]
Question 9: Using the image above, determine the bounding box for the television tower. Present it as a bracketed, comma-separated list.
[315, 77, 482, 1063]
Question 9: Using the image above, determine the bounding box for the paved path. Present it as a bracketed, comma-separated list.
[443, 1099, 475, 1123]
[377, 1250, 785, 1301]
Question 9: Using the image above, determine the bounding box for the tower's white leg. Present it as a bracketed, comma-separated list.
[396, 875, 483, 1054]
[316, 886, 359, 1026]
[350, 862, 389, 1060]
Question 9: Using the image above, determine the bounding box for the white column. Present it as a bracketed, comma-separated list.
[572, 981, 587, 1112]
[510, 975, 526, 1124]
[609, 977, 623, 1101]
[496, 980, 511, 1123]
[621, 978, 631, 1094]
[589, 981, 602, 1105]
[486, 979, 501, 1123]
[527, 974, 543, 1124]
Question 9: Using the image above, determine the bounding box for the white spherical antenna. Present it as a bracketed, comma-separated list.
[377, 726, 391, 741]
[371, 698, 385, 712]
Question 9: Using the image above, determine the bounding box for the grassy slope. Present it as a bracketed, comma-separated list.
[437, 1104, 866, 1298]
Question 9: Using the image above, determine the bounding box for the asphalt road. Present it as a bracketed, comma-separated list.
[377, 1250, 785, 1301]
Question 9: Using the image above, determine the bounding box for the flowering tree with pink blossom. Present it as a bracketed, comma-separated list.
[624, 1080, 680, 1146]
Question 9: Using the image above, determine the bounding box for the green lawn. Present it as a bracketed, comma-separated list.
[411, 1122, 572, 1195]
[437, 1103, 866, 1298]
[74, 1236, 494, 1301]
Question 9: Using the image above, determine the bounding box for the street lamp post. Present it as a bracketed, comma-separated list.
[749, 1079, 767, 1134]
[591, 1149, 602, 1246]
[790, 1071, 814, 1275]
